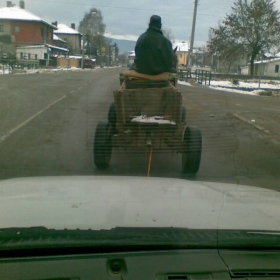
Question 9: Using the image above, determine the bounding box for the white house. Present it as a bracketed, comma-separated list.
[241, 58, 280, 77]
[16, 44, 68, 59]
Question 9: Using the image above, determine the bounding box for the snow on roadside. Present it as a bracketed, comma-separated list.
[208, 79, 280, 96]
[177, 80, 193, 86]
[0, 64, 12, 74]
[209, 85, 262, 95]
[210, 80, 280, 89]
[13, 65, 121, 75]
[178, 77, 279, 96]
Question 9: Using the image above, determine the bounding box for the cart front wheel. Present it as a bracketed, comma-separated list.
[182, 126, 202, 174]
[93, 121, 112, 169]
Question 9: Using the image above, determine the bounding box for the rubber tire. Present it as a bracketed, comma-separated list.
[108, 103, 117, 124]
[182, 126, 202, 174]
[93, 121, 112, 169]
[108, 103, 117, 131]
[182, 106, 186, 124]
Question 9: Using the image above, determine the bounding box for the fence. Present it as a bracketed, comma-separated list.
[177, 69, 192, 81]
[0, 59, 39, 73]
[194, 69, 212, 86]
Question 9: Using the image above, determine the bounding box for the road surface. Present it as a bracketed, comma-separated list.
[0, 67, 279, 190]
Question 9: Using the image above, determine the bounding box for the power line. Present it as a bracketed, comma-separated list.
[24, 0, 229, 17]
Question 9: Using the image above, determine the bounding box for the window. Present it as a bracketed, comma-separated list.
[275, 65, 279, 73]
[0, 25, 3, 32]
[14, 26, 20, 33]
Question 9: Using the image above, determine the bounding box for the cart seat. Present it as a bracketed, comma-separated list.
[121, 71, 170, 89]
[123, 71, 169, 81]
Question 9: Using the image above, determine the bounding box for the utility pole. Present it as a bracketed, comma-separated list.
[188, 0, 199, 70]
[81, 24, 84, 69]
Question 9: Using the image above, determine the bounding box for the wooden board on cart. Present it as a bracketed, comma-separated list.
[113, 84, 182, 131]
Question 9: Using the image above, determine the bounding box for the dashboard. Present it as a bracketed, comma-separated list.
[0, 249, 280, 280]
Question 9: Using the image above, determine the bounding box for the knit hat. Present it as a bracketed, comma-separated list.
[149, 15, 162, 29]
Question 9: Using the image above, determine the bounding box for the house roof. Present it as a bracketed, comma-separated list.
[173, 42, 188, 52]
[255, 57, 280, 64]
[16, 44, 68, 52]
[54, 24, 81, 35]
[0, 6, 56, 29]
[128, 51, 135, 57]
[53, 34, 66, 43]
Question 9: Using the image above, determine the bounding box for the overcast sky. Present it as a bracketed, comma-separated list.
[1, 0, 280, 46]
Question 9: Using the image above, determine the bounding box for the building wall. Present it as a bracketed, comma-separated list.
[55, 33, 81, 54]
[16, 46, 47, 60]
[266, 61, 280, 77]
[176, 51, 188, 67]
[241, 66, 249, 75]
[0, 21, 15, 58]
[53, 40, 66, 48]
[0, 20, 12, 35]
[241, 60, 280, 77]
[11, 21, 53, 45]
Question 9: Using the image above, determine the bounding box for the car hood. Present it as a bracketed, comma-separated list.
[0, 176, 279, 231]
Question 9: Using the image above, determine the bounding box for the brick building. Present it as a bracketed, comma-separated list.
[0, 1, 57, 58]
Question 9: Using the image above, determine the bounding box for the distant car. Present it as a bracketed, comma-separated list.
[83, 58, 95, 69]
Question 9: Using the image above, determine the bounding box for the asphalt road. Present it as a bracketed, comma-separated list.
[0, 67, 279, 190]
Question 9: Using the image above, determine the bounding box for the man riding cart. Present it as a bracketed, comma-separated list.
[93, 15, 202, 175]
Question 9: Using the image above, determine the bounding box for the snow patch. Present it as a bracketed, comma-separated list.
[0, 6, 54, 28]
[208, 79, 280, 96]
[54, 24, 81, 35]
[178, 80, 193, 87]
[210, 80, 280, 89]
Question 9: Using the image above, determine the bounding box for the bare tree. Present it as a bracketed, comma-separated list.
[162, 27, 175, 43]
[208, 0, 280, 75]
[79, 8, 106, 56]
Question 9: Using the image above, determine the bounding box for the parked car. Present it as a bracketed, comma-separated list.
[83, 58, 95, 69]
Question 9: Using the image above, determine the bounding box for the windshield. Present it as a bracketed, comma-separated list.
[0, 0, 280, 252]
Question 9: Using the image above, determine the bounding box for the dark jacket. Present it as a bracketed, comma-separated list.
[134, 27, 175, 75]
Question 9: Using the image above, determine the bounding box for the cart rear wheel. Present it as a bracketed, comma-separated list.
[93, 121, 112, 169]
[108, 103, 117, 131]
[182, 126, 202, 174]
[108, 103, 116, 123]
